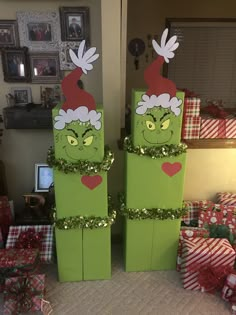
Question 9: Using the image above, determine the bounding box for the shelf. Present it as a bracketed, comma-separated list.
[118, 129, 236, 149]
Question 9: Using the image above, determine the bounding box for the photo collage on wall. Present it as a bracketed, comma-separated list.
[0, 7, 90, 108]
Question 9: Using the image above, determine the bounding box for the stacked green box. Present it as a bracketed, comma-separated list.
[52, 104, 111, 282]
[124, 89, 187, 271]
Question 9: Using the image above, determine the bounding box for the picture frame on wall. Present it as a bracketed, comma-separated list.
[10, 87, 32, 106]
[59, 41, 81, 70]
[40, 85, 61, 108]
[1, 47, 31, 82]
[29, 52, 61, 84]
[16, 11, 61, 51]
[0, 20, 19, 48]
[59, 7, 90, 44]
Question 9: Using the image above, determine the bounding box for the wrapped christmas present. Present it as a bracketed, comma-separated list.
[216, 192, 236, 206]
[177, 227, 209, 272]
[182, 200, 214, 226]
[0, 196, 13, 242]
[222, 273, 236, 315]
[3, 274, 45, 315]
[181, 237, 235, 291]
[6, 226, 54, 263]
[181, 116, 201, 140]
[200, 116, 236, 139]
[0, 248, 39, 293]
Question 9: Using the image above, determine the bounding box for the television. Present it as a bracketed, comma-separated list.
[34, 164, 53, 193]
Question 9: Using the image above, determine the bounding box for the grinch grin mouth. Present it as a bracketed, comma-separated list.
[64, 147, 98, 160]
[142, 130, 173, 144]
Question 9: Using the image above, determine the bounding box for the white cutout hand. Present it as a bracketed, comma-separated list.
[152, 28, 179, 63]
[69, 40, 99, 74]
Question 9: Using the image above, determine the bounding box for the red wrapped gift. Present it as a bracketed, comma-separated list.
[176, 227, 209, 272]
[222, 273, 236, 314]
[181, 237, 235, 291]
[184, 97, 201, 116]
[181, 116, 201, 139]
[0, 248, 39, 293]
[198, 204, 236, 234]
[0, 196, 13, 242]
[6, 225, 54, 263]
[3, 274, 45, 315]
[182, 200, 214, 225]
[200, 116, 236, 139]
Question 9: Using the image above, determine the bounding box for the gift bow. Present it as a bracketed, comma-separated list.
[15, 228, 43, 250]
[4, 276, 41, 314]
[202, 100, 229, 119]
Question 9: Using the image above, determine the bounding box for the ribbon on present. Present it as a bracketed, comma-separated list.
[4, 276, 41, 314]
[198, 265, 233, 293]
[178, 88, 199, 98]
[202, 100, 229, 119]
[15, 228, 44, 250]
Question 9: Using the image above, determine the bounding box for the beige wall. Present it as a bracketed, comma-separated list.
[0, 0, 103, 209]
[126, 0, 236, 203]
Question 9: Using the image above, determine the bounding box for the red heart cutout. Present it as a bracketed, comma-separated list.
[161, 162, 182, 177]
[81, 175, 102, 190]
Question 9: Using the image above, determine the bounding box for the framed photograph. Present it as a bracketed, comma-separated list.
[0, 20, 19, 48]
[30, 52, 61, 83]
[59, 41, 81, 70]
[59, 7, 90, 43]
[16, 11, 61, 51]
[1, 47, 31, 82]
[40, 85, 61, 108]
[10, 87, 32, 105]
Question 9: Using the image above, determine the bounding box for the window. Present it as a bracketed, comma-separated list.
[166, 19, 236, 108]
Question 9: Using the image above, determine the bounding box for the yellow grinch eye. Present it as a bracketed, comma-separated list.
[146, 121, 155, 130]
[83, 135, 93, 146]
[67, 136, 78, 146]
[161, 119, 170, 130]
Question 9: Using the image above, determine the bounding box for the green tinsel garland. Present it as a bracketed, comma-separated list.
[119, 194, 188, 220]
[54, 196, 116, 230]
[47, 145, 114, 175]
[123, 136, 187, 159]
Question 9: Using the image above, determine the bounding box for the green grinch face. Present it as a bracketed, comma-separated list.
[55, 122, 102, 161]
[142, 109, 174, 145]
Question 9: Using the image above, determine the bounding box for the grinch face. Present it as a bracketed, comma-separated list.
[142, 109, 173, 145]
[54, 121, 102, 161]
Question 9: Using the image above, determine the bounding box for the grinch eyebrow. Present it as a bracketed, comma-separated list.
[67, 128, 78, 138]
[160, 112, 170, 121]
[146, 113, 156, 122]
[82, 128, 93, 138]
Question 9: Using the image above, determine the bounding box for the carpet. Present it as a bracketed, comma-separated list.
[0, 244, 231, 314]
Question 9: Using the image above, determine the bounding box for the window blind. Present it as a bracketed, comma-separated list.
[168, 22, 236, 108]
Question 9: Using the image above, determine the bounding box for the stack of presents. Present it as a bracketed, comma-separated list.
[181, 90, 236, 140]
[179, 192, 236, 313]
[0, 195, 53, 315]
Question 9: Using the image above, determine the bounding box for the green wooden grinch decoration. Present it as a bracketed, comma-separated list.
[51, 41, 115, 281]
[123, 29, 187, 271]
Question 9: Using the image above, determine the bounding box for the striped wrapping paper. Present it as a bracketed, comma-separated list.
[184, 98, 201, 116]
[181, 116, 201, 139]
[216, 192, 236, 206]
[181, 237, 236, 291]
[200, 117, 236, 139]
[177, 227, 209, 272]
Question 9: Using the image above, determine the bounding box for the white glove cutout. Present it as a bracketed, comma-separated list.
[152, 28, 179, 63]
[69, 40, 99, 74]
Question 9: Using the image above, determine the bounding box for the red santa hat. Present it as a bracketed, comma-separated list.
[136, 29, 182, 116]
[54, 41, 101, 130]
